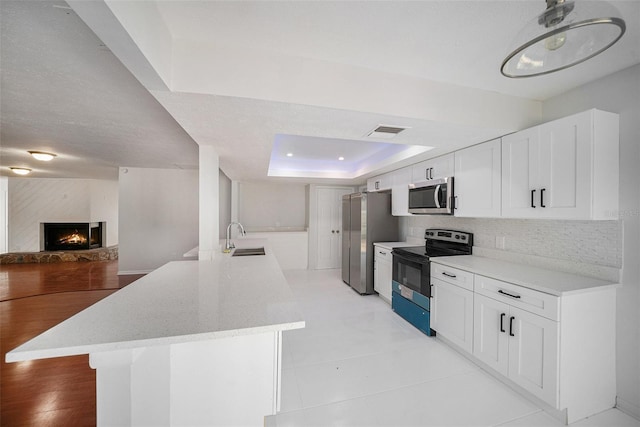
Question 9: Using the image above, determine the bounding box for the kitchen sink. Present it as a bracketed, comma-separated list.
[232, 247, 266, 256]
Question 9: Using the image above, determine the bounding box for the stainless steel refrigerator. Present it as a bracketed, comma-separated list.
[341, 192, 399, 294]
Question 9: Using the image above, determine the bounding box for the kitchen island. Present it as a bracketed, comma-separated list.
[5, 239, 305, 426]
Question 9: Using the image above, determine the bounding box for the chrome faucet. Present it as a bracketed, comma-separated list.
[225, 222, 246, 252]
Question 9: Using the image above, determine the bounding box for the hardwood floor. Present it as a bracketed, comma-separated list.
[1, 261, 142, 426]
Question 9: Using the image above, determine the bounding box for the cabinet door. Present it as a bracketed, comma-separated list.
[411, 154, 454, 182]
[508, 306, 559, 407]
[374, 256, 393, 303]
[431, 278, 474, 354]
[537, 112, 591, 219]
[367, 173, 393, 192]
[391, 168, 412, 216]
[454, 139, 501, 217]
[473, 294, 509, 376]
[501, 127, 541, 218]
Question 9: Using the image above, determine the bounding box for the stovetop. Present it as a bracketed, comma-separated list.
[392, 246, 467, 259]
[392, 229, 474, 259]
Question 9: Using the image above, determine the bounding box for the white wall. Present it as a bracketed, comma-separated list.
[541, 64, 640, 420]
[238, 181, 307, 231]
[118, 167, 198, 274]
[89, 180, 119, 247]
[0, 177, 8, 254]
[7, 178, 118, 252]
[219, 170, 231, 238]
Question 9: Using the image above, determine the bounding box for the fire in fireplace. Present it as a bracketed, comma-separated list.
[43, 222, 104, 251]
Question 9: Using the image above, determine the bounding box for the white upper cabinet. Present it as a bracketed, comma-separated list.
[391, 167, 412, 216]
[454, 139, 501, 217]
[367, 172, 393, 192]
[411, 153, 454, 183]
[502, 109, 619, 220]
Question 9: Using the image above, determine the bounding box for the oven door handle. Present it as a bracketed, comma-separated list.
[434, 184, 441, 209]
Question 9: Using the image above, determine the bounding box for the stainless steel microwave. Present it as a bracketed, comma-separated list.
[408, 177, 454, 215]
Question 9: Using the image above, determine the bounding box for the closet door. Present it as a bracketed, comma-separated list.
[317, 188, 352, 269]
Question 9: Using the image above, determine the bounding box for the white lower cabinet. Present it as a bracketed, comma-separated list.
[373, 245, 393, 303]
[431, 277, 474, 353]
[474, 294, 558, 407]
[431, 259, 616, 424]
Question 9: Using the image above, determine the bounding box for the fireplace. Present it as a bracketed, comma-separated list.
[43, 222, 104, 251]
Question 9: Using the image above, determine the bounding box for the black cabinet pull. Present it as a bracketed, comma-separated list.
[500, 313, 506, 333]
[531, 189, 536, 208]
[541, 188, 546, 208]
[498, 289, 521, 299]
[442, 272, 457, 278]
[509, 316, 515, 337]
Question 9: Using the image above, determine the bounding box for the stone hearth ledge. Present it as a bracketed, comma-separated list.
[0, 246, 118, 264]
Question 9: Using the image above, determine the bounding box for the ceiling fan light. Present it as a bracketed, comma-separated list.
[10, 167, 32, 175]
[28, 151, 57, 161]
[501, 0, 626, 78]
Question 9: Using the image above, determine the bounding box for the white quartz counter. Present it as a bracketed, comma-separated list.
[6, 239, 305, 363]
[431, 255, 619, 296]
[373, 241, 418, 250]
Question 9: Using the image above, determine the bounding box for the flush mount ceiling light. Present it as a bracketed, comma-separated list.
[501, 0, 626, 78]
[286, 152, 293, 157]
[10, 167, 32, 175]
[28, 151, 57, 161]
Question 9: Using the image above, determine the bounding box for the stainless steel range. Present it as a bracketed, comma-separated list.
[391, 229, 473, 336]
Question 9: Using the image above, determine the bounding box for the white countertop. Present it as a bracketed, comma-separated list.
[6, 239, 305, 363]
[373, 241, 418, 250]
[431, 255, 619, 297]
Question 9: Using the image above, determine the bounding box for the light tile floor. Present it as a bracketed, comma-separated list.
[266, 269, 640, 427]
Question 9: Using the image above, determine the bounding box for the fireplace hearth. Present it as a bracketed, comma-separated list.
[43, 222, 104, 251]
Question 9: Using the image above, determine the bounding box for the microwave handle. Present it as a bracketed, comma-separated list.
[434, 184, 441, 208]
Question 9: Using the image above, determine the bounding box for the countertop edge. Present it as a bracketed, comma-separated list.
[6, 320, 306, 363]
[430, 256, 620, 297]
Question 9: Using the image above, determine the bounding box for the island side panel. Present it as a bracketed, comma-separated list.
[170, 331, 280, 426]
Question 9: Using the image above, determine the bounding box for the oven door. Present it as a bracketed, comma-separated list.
[408, 177, 453, 215]
[391, 251, 431, 297]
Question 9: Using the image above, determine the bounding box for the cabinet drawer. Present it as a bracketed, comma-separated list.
[474, 275, 559, 321]
[431, 263, 474, 291]
[374, 246, 392, 261]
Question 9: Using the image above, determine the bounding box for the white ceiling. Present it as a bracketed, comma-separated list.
[2, 0, 639, 183]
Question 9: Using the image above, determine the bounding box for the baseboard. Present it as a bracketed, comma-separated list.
[616, 396, 640, 422]
[118, 269, 153, 276]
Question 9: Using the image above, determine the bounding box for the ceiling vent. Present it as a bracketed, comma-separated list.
[366, 125, 409, 140]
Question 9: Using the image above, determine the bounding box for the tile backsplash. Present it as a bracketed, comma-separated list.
[401, 216, 622, 282]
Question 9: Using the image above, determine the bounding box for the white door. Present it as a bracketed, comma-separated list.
[473, 294, 509, 376]
[502, 127, 541, 218]
[316, 188, 351, 269]
[454, 138, 501, 217]
[508, 306, 559, 406]
[537, 113, 591, 219]
[431, 278, 474, 354]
